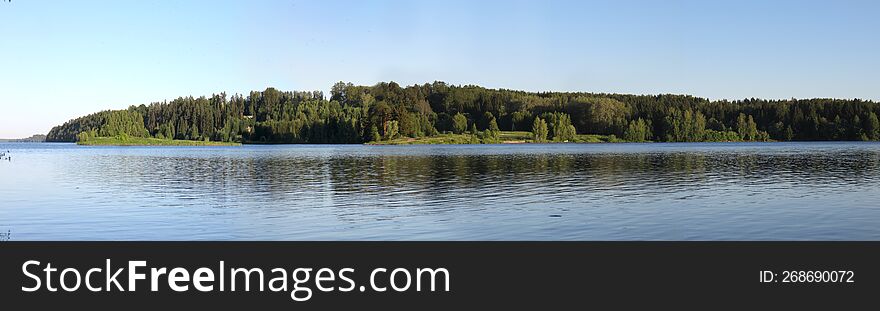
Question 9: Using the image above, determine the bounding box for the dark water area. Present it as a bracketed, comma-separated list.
[1, 142, 878, 240]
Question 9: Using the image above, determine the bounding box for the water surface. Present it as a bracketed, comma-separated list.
[1, 142, 878, 240]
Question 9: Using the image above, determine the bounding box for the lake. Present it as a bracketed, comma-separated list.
[1, 142, 879, 240]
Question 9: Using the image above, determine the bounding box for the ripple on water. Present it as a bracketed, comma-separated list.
[1, 142, 879, 240]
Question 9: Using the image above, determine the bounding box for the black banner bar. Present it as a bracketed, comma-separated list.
[0, 242, 876, 309]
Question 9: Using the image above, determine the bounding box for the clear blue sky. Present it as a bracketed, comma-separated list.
[1, 0, 878, 138]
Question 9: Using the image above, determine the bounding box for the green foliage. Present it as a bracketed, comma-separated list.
[665, 109, 707, 142]
[509, 111, 531, 131]
[623, 118, 652, 142]
[98, 110, 150, 138]
[734, 113, 771, 141]
[541, 112, 576, 142]
[385, 120, 399, 140]
[486, 117, 501, 142]
[76, 129, 98, 142]
[867, 112, 880, 140]
[532, 117, 549, 142]
[45, 81, 880, 144]
[604, 134, 624, 143]
[573, 97, 629, 136]
[452, 113, 468, 134]
[555, 118, 576, 142]
[498, 131, 532, 142]
[370, 133, 474, 145]
[488, 117, 500, 133]
[77, 136, 239, 146]
[370, 125, 381, 142]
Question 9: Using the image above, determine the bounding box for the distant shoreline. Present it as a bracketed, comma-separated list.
[0, 134, 46, 143]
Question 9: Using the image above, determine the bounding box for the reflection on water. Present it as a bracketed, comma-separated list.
[1, 142, 879, 240]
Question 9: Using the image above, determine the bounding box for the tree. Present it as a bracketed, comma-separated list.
[703, 129, 740, 142]
[664, 109, 705, 142]
[747, 115, 758, 141]
[452, 113, 468, 134]
[551, 113, 576, 141]
[330, 81, 353, 103]
[735, 113, 759, 141]
[488, 117, 500, 133]
[851, 115, 863, 140]
[574, 97, 628, 135]
[397, 111, 418, 137]
[486, 117, 501, 141]
[691, 110, 707, 142]
[370, 125, 381, 142]
[867, 112, 880, 140]
[532, 117, 548, 142]
[76, 129, 97, 142]
[737, 113, 749, 140]
[384, 120, 399, 140]
[43, 80, 880, 145]
[479, 112, 496, 131]
[369, 101, 393, 136]
[189, 124, 200, 140]
[509, 111, 531, 131]
[160, 123, 175, 140]
[623, 118, 651, 142]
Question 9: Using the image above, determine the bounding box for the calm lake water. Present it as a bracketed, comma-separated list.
[1, 142, 879, 240]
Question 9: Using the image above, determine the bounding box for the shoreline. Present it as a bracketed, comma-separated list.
[76, 137, 241, 146]
[36, 140, 880, 146]
[43, 133, 879, 146]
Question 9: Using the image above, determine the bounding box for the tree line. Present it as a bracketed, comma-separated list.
[47, 81, 880, 143]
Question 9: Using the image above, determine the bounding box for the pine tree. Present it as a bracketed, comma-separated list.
[487, 117, 501, 141]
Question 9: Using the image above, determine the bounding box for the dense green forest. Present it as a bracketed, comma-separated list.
[46, 81, 880, 144]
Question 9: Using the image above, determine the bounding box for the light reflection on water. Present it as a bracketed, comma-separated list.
[0, 142, 878, 240]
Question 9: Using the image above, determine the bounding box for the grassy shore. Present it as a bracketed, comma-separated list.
[77, 136, 240, 146]
[368, 131, 622, 145]
[76, 131, 621, 146]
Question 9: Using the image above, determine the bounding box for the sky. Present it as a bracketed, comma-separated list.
[1, 0, 879, 138]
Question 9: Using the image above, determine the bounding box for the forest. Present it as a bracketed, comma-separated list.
[46, 81, 880, 144]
